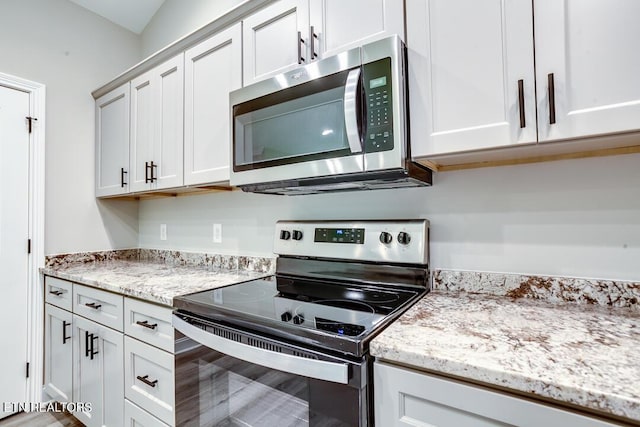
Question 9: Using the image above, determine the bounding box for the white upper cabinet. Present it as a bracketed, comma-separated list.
[129, 54, 184, 192]
[243, 0, 405, 85]
[95, 84, 130, 197]
[535, 0, 640, 142]
[184, 23, 242, 185]
[243, 0, 309, 85]
[408, 0, 537, 158]
[309, 0, 404, 59]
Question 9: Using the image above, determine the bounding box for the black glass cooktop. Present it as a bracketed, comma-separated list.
[174, 275, 424, 355]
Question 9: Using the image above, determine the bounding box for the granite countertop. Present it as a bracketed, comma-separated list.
[370, 290, 640, 422]
[42, 256, 272, 306]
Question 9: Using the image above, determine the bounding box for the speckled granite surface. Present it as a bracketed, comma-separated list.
[433, 269, 640, 310]
[371, 291, 640, 422]
[42, 249, 275, 306]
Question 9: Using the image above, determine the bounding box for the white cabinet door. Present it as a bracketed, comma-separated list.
[130, 54, 184, 192]
[73, 315, 124, 427]
[130, 70, 155, 193]
[243, 0, 309, 85]
[535, 0, 640, 142]
[153, 54, 184, 189]
[184, 23, 242, 185]
[309, 0, 404, 59]
[44, 304, 73, 403]
[407, 0, 536, 158]
[95, 84, 130, 197]
[375, 362, 619, 427]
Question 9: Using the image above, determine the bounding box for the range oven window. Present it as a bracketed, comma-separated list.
[175, 337, 363, 427]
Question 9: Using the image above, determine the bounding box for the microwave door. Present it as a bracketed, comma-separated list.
[231, 60, 365, 187]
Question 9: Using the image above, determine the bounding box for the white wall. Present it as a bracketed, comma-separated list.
[139, 153, 640, 281]
[0, 0, 141, 255]
[141, 0, 244, 57]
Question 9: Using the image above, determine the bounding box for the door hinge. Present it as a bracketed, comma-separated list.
[26, 362, 30, 378]
[26, 116, 38, 134]
[28, 239, 31, 254]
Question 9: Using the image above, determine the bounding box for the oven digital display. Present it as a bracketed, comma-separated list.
[314, 228, 365, 244]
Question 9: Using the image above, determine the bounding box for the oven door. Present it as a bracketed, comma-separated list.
[230, 47, 364, 187]
[173, 314, 368, 427]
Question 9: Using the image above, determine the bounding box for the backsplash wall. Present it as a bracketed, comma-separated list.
[138, 153, 640, 282]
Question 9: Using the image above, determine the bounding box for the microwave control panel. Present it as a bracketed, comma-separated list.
[363, 57, 393, 153]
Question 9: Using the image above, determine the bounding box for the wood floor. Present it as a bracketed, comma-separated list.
[0, 411, 83, 427]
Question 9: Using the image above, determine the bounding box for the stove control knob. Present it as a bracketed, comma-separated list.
[397, 232, 411, 245]
[281, 312, 293, 322]
[292, 230, 303, 241]
[293, 314, 305, 325]
[379, 231, 393, 244]
[280, 230, 291, 240]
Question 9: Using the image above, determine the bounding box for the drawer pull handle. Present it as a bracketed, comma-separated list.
[85, 302, 102, 310]
[136, 375, 158, 388]
[49, 289, 66, 296]
[136, 320, 158, 330]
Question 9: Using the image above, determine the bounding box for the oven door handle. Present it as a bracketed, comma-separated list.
[343, 67, 363, 154]
[173, 315, 349, 385]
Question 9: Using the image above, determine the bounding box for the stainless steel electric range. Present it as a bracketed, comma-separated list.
[172, 220, 429, 427]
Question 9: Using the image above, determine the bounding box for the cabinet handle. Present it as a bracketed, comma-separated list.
[548, 73, 556, 125]
[136, 320, 158, 330]
[120, 167, 128, 188]
[297, 31, 305, 64]
[85, 302, 102, 310]
[49, 289, 66, 296]
[150, 161, 157, 182]
[310, 26, 318, 60]
[145, 161, 150, 183]
[90, 335, 99, 360]
[62, 320, 71, 345]
[136, 375, 158, 388]
[85, 331, 91, 358]
[517, 79, 525, 128]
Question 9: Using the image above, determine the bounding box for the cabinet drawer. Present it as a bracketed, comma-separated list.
[124, 298, 174, 353]
[45, 276, 73, 311]
[125, 337, 175, 426]
[73, 284, 124, 331]
[125, 399, 170, 427]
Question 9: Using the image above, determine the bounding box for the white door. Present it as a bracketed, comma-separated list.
[309, 0, 405, 60]
[43, 304, 73, 403]
[185, 23, 242, 185]
[0, 84, 29, 420]
[407, 0, 537, 157]
[243, 0, 309, 85]
[535, 0, 640, 142]
[95, 84, 130, 197]
[130, 71, 155, 193]
[73, 315, 124, 427]
[153, 54, 184, 190]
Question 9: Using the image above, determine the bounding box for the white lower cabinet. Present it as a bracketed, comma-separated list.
[44, 304, 73, 402]
[124, 337, 175, 426]
[374, 361, 620, 427]
[125, 399, 170, 427]
[73, 314, 124, 427]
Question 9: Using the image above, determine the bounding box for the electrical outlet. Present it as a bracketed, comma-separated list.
[160, 224, 167, 241]
[213, 223, 222, 243]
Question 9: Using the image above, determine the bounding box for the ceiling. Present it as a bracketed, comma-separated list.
[68, 0, 166, 34]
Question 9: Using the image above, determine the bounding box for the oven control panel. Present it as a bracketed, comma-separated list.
[274, 220, 429, 265]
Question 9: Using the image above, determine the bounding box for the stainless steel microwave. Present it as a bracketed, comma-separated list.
[229, 35, 432, 195]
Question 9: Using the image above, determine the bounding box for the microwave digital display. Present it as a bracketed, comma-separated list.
[369, 76, 387, 89]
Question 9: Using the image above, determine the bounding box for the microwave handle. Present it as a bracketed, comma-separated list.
[173, 314, 349, 385]
[344, 68, 363, 153]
